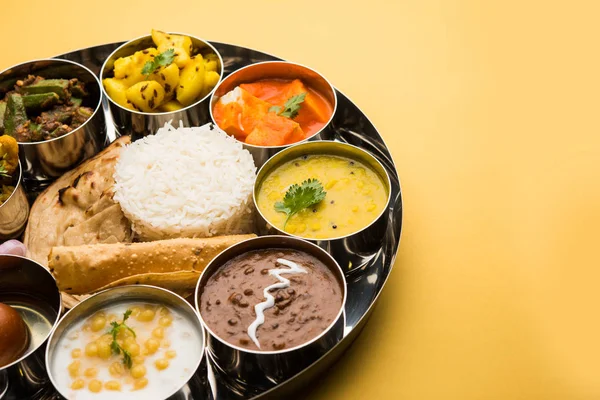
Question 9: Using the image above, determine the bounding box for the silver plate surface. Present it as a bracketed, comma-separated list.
[31, 41, 403, 400]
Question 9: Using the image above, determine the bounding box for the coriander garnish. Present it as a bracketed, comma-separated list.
[268, 92, 307, 119]
[108, 309, 136, 368]
[274, 178, 326, 229]
[142, 49, 176, 77]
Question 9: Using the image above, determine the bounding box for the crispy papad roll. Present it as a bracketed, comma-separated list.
[48, 234, 256, 295]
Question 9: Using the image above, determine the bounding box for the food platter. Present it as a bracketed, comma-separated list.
[0, 37, 402, 400]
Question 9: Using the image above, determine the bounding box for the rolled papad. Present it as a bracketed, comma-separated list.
[48, 234, 256, 295]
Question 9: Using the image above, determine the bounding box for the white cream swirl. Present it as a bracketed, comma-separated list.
[246, 258, 307, 349]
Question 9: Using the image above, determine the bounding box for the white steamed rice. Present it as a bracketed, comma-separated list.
[113, 122, 256, 240]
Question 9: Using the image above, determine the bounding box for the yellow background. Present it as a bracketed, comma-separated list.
[2, 1, 599, 398]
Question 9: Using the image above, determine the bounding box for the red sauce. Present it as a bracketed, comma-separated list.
[213, 79, 333, 147]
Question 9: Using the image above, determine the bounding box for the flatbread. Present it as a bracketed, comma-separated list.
[48, 235, 256, 295]
[23, 136, 132, 266]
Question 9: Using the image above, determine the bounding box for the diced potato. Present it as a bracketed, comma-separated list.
[158, 100, 184, 112]
[151, 29, 168, 46]
[204, 71, 220, 92]
[132, 48, 158, 64]
[169, 47, 192, 68]
[126, 81, 165, 112]
[151, 29, 192, 68]
[114, 48, 158, 86]
[204, 53, 219, 72]
[113, 57, 133, 79]
[103, 78, 134, 110]
[197, 70, 220, 100]
[176, 55, 205, 106]
[150, 63, 180, 101]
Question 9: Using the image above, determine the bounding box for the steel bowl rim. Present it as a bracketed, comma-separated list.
[194, 235, 347, 356]
[0, 254, 63, 371]
[44, 284, 205, 400]
[208, 60, 338, 150]
[0, 160, 23, 211]
[0, 58, 104, 146]
[100, 32, 224, 117]
[252, 140, 392, 242]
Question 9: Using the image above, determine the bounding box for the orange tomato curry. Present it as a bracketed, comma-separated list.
[213, 79, 333, 146]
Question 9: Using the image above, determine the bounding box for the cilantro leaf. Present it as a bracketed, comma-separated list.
[124, 325, 136, 338]
[122, 349, 133, 369]
[107, 309, 136, 368]
[268, 93, 307, 119]
[141, 49, 176, 77]
[141, 61, 155, 76]
[110, 340, 120, 354]
[274, 178, 326, 229]
[268, 105, 282, 114]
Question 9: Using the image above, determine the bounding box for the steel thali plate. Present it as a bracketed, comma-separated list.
[31, 41, 403, 399]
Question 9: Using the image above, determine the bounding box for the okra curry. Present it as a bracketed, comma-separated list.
[0, 75, 94, 142]
[213, 79, 334, 147]
[256, 154, 388, 239]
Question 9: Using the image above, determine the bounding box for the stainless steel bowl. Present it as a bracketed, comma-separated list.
[45, 285, 205, 400]
[0, 162, 29, 240]
[101, 33, 224, 140]
[195, 235, 346, 395]
[0, 255, 62, 400]
[0, 59, 108, 191]
[209, 61, 337, 167]
[253, 141, 392, 274]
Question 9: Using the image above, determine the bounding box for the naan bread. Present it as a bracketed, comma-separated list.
[23, 136, 132, 266]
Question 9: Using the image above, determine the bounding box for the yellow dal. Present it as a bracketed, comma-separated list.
[257, 155, 388, 239]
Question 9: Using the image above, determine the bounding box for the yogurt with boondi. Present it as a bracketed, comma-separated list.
[50, 302, 202, 399]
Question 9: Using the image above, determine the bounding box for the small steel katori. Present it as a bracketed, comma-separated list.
[100, 32, 224, 141]
[0, 162, 29, 241]
[0, 255, 62, 400]
[209, 61, 338, 168]
[253, 140, 392, 274]
[195, 235, 347, 396]
[0, 59, 108, 192]
[44, 285, 205, 400]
